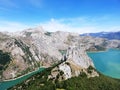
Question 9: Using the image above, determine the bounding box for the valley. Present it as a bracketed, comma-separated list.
[0, 28, 120, 90]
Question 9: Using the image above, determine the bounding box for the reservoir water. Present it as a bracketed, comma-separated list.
[0, 68, 45, 90]
[0, 49, 120, 90]
[88, 49, 120, 79]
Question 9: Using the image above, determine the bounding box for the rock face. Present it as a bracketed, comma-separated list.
[58, 45, 95, 79]
[66, 45, 94, 68]
[59, 63, 72, 79]
[0, 26, 120, 80]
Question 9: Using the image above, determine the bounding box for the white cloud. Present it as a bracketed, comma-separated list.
[40, 17, 120, 34]
[0, 21, 31, 32]
[0, 17, 120, 34]
[40, 18, 102, 34]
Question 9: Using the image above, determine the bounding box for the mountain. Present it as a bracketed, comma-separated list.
[81, 31, 120, 40]
[0, 27, 94, 80]
[0, 26, 120, 81]
[0, 26, 120, 90]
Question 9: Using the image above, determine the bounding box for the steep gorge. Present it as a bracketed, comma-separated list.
[0, 27, 120, 80]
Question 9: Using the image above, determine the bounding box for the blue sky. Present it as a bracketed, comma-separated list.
[0, 0, 120, 33]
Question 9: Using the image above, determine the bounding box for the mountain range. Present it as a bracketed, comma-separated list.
[0, 27, 120, 90]
[81, 31, 120, 40]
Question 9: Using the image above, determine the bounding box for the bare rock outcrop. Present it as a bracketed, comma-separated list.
[0, 26, 119, 80]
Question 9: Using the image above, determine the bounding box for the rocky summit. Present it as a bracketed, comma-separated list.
[0, 26, 120, 80]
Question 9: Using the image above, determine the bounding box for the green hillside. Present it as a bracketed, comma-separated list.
[9, 66, 120, 90]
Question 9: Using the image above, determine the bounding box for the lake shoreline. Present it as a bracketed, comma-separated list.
[87, 50, 107, 53]
[1, 67, 45, 82]
[88, 49, 120, 79]
[87, 48, 120, 53]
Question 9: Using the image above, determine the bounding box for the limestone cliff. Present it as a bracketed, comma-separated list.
[0, 26, 119, 80]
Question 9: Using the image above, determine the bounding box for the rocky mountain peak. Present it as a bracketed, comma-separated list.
[0, 27, 120, 80]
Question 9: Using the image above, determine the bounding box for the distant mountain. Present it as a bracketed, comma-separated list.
[81, 31, 120, 40]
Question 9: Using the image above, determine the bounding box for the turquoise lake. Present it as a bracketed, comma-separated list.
[0, 49, 120, 90]
[0, 68, 45, 90]
[88, 49, 120, 79]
